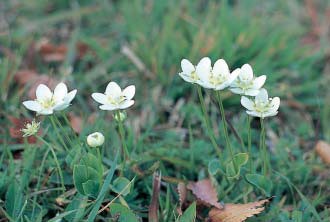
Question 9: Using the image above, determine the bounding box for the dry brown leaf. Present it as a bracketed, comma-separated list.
[149, 172, 161, 222]
[37, 40, 91, 62]
[177, 182, 187, 215]
[68, 114, 83, 134]
[315, 140, 330, 165]
[14, 69, 39, 85]
[187, 179, 223, 209]
[208, 199, 269, 222]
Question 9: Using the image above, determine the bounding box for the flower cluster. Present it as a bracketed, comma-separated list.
[23, 81, 135, 115]
[178, 57, 280, 118]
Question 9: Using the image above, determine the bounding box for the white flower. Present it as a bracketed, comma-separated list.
[178, 57, 211, 85]
[91, 81, 135, 111]
[23, 83, 77, 115]
[241, 88, 280, 118]
[87, 132, 105, 147]
[230, 64, 266, 96]
[197, 59, 239, 90]
[21, 119, 40, 137]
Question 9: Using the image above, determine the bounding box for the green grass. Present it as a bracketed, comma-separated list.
[1, 0, 329, 221]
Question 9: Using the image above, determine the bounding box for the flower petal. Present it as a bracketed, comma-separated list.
[23, 101, 41, 112]
[179, 72, 194, 83]
[119, 100, 135, 109]
[36, 84, 52, 100]
[39, 109, 53, 115]
[255, 88, 268, 103]
[53, 102, 68, 111]
[53, 82, 68, 101]
[245, 89, 260, 96]
[92, 93, 108, 104]
[64, 89, 77, 104]
[212, 59, 230, 76]
[122, 85, 135, 100]
[246, 110, 261, 117]
[196, 57, 211, 80]
[241, 96, 254, 110]
[230, 87, 243, 95]
[181, 59, 195, 74]
[105, 82, 122, 97]
[252, 75, 266, 89]
[239, 64, 253, 81]
[99, 104, 118, 111]
[269, 97, 280, 112]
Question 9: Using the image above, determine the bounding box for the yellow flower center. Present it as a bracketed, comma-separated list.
[209, 74, 226, 86]
[107, 95, 125, 105]
[191, 71, 199, 81]
[39, 98, 56, 109]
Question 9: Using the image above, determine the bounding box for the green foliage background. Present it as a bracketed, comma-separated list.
[0, 0, 330, 221]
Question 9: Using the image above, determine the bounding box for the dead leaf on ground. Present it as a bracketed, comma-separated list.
[148, 172, 161, 222]
[68, 113, 83, 134]
[37, 39, 91, 62]
[14, 69, 39, 85]
[187, 179, 223, 209]
[315, 140, 330, 165]
[208, 199, 270, 222]
[177, 182, 187, 215]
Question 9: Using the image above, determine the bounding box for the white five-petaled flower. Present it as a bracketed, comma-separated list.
[179, 57, 211, 85]
[197, 58, 239, 90]
[230, 64, 266, 96]
[23, 83, 77, 115]
[91, 81, 135, 111]
[87, 132, 105, 147]
[241, 88, 280, 118]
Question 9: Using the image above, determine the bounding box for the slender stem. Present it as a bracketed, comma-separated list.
[36, 136, 65, 192]
[116, 111, 129, 161]
[32, 147, 50, 218]
[196, 86, 222, 159]
[61, 113, 79, 140]
[49, 116, 69, 151]
[247, 115, 252, 172]
[54, 115, 74, 146]
[216, 91, 237, 171]
[96, 147, 102, 163]
[260, 118, 268, 175]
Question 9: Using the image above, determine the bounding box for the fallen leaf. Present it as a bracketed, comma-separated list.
[69, 113, 83, 134]
[208, 199, 269, 222]
[37, 39, 91, 62]
[148, 172, 161, 222]
[315, 140, 330, 165]
[187, 179, 223, 209]
[177, 182, 187, 215]
[14, 69, 39, 85]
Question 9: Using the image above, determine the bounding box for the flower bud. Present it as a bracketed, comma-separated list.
[113, 111, 127, 122]
[87, 132, 105, 147]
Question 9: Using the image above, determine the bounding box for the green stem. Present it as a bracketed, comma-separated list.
[61, 113, 79, 140]
[36, 136, 65, 192]
[260, 118, 268, 175]
[54, 115, 74, 146]
[216, 91, 236, 171]
[49, 116, 69, 151]
[116, 111, 130, 161]
[196, 86, 222, 159]
[32, 147, 50, 218]
[247, 115, 252, 172]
